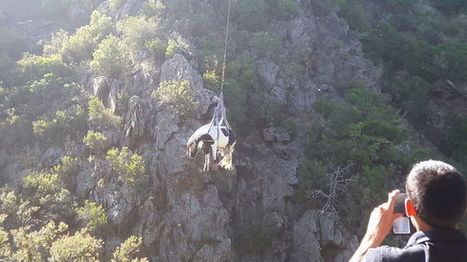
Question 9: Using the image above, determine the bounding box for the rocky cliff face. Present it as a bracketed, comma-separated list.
[259, 8, 381, 112]
[82, 53, 232, 261]
[3, 1, 382, 261]
[75, 2, 381, 261]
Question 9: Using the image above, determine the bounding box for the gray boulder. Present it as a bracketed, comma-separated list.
[263, 127, 291, 144]
[90, 76, 118, 112]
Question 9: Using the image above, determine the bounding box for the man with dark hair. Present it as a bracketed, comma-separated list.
[350, 160, 467, 262]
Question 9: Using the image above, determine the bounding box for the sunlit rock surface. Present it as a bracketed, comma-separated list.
[1, 1, 383, 261]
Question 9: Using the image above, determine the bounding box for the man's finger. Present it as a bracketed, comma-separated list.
[383, 189, 400, 210]
[392, 213, 403, 220]
[381, 189, 399, 210]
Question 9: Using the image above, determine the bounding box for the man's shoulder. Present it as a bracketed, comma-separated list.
[365, 245, 425, 262]
[365, 230, 467, 262]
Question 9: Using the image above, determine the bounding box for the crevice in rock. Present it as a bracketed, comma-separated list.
[320, 241, 344, 262]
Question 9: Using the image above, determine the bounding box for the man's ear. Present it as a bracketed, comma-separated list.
[405, 199, 417, 216]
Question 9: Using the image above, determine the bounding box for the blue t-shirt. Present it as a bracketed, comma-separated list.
[365, 229, 467, 262]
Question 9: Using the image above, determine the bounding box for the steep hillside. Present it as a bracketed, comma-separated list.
[0, 0, 466, 261]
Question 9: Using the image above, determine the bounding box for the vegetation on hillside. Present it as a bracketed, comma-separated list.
[0, 0, 466, 257]
[293, 86, 433, 229]
[336, 0, 467, 171]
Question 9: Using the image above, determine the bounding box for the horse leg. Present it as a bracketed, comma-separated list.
[211, 141, 218, 161]
[204, 152, 211, 171]
[219, 145, 234, 170]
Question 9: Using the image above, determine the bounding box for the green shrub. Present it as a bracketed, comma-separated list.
[0, 191, 21, 223]
[22, 172, 64, 202]
[53, 156, 79, 178]
[165, 39, 178, 57]
[152, 80, 196, 118]
[389, 76, 432, 127]
[89, 11, 114, 40]
[434, 40, 467, 83]
[116, 16, 159, 60]
[53, 156, 79, 187]
[90, 35, 132, 78]
[111, 236, 148, 262]
[402, 39, 437, 81]
[145, 38, 167, 61]
[106, 147, 147, 187]
[165, 36, 189, 58]
[17, 54, 70, 80]
[88, 97, 122, 131]
[32, 105, 87, 145]
[0, 190, 39, 229]
[76, 200, 108, 233]
[1, 206, 145, 261]
[337, 0, 371, 32]
[62, 27, 94, 64]
[10, 221, 68, 261]
[202, 70, 220, 91]
[17, 73, 77, 109]
[43, 29, 70, 56]
[22, 171, 76, 221]
[49, 229, 103, 261]
[224, 52, 273, 135]
[141, 0, 166, 18]
[83, 130, 109, 155]
[0, 216, 10, 257]
[61, 10, 113, 64]
[109, 0, 125, 11]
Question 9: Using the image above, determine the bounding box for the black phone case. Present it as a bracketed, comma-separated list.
[394, 193, 408, 215]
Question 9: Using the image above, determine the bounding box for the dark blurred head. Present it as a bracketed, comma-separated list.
[406, 160, 466, 229]
[187, 139, 198, 158]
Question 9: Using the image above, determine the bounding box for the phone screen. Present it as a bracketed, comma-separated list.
[393, 217, 411, 234]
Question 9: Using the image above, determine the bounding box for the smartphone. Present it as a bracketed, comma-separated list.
[393, 217, 411, 234]
[392, 193, 411, 235]
[394, 193, 408, 215]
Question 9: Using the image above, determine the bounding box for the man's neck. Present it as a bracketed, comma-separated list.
[412, 216, 433, 231]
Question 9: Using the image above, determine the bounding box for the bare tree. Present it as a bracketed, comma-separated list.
[307, 165, 354, 222]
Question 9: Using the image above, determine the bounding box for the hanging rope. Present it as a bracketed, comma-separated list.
[220, 0, 232, 94]
[211, 0, 232, 129]
[187, 0, 236, 171]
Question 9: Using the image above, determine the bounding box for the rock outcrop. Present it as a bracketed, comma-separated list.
[1, 1, 383, 261]
[292, 210, 358, 262]
[258, 12, 382, 111]
[85, 2, 380, 260]
[107, 53, 231, 261]
[90, 76, 118, 112]
[263, 127, 291, 144]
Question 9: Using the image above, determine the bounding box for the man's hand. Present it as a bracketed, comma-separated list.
[363, 189, 402, 247]
[349, 190, 403, 262]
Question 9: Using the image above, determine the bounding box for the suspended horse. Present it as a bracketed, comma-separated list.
[187, 93, 236, 171]
[186, 0, 236, 171]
